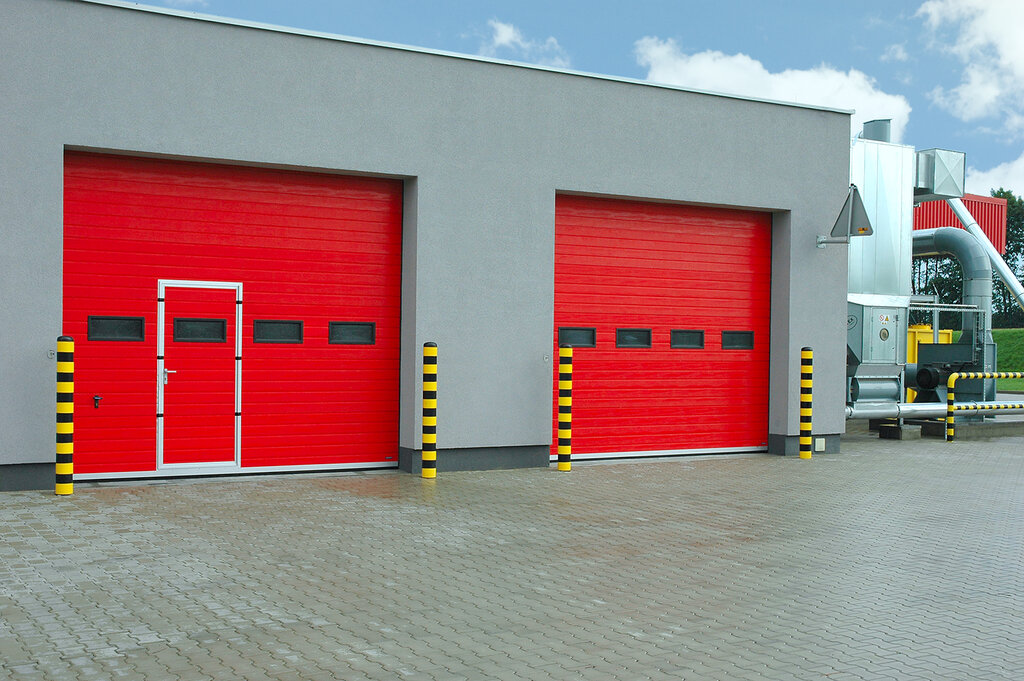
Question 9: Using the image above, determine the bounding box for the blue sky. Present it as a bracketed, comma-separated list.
[159, 0, 1024, 195]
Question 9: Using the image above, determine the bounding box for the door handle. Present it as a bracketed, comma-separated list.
[163, 368, 177, 385]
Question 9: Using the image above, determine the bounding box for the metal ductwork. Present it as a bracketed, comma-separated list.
[845, 400, 1024, 420]
[845, 401, 947, 420]
[844, 135, 1011, 423]
[947, 197, 1024, 314]
[911, 226, 992, 344]
[909, 224, 997, 406]
[861, 119, 891, 143]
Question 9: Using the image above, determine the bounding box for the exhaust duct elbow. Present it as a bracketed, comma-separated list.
[912, 227, 993, 312]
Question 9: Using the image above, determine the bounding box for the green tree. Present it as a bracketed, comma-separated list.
[911, 255, 963, 329]
[911, 188, 1024, 329]
[991, 188, 1024, 328]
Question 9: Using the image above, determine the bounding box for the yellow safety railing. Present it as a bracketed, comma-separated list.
[946, 372, 1024, 442]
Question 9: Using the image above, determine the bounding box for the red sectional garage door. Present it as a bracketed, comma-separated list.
[63, 152, 403, 476]
[553, 195, 771, 458]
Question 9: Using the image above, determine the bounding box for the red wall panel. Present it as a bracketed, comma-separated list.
[913, 194, 1007, 254]
[553, 195, 771, 456]
[63, 152, 403, 474]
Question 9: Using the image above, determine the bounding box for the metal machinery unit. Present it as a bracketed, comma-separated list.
[847, 293, 907, 412]
[909, 227, 997, 408]
[908, 148, 1001, 411]
[845, 121, 1003, 423]
[845, 126, 914, 417]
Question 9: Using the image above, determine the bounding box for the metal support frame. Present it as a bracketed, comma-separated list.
[817, 184, 872, 248]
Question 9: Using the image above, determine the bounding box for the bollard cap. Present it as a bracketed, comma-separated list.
[58, 336, 74, 342]
[424, 342, 437, 348]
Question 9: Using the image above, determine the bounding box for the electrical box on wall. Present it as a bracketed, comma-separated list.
[866, 307, 900, 365]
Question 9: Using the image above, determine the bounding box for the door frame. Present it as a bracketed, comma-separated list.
[157, 279, 243, 470]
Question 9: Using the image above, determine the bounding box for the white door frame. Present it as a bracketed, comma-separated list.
[157, 279, 243, 470]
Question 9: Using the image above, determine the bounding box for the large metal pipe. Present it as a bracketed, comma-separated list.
[845, 402, 948, 419]
[845, 400, 1024, 420]
[947, 197, 1024, 314]
[912, 226, 992, 309]
[912, 226, 992, 340]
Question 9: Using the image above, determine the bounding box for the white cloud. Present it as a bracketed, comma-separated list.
[635, 37, 912, 142]
[478, 20, 570, 68]
[881, 44, 909, 63]
[928, 64, 1002, 122]
[918, 0, 1024, 136]
[966, 151, 1024, 195]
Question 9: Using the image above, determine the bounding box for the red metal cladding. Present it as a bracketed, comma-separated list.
[63, 152, 403, 474]
[913, 194, 1007, 254]
[553, 195, 772, 457]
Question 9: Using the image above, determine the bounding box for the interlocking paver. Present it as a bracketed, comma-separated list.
[3, 429, 1023, 679]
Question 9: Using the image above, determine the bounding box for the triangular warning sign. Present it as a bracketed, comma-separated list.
[830, 184, 874, 238]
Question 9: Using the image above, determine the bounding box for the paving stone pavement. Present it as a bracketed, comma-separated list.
[2, 430, 1023, 680]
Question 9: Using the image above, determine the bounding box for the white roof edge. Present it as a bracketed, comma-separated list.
[75, 0, 853, 116]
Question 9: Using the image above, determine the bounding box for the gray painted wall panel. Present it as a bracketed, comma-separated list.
[0, 137, 65, 468]
[1, 0, 850, 467]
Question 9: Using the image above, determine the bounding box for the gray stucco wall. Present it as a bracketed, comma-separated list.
[0, 0, 850, 472]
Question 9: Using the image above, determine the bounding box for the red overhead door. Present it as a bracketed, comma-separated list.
[63, 152, 403, 475]
[553, 195, 771, 458]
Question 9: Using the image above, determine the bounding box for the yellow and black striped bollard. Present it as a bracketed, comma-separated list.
[422, 342, 438, 479]
[946, 373, 958, 443]
[55, 336, 74, 495]
[557, 345, 573, 472]
[799, 347, 812, 460]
